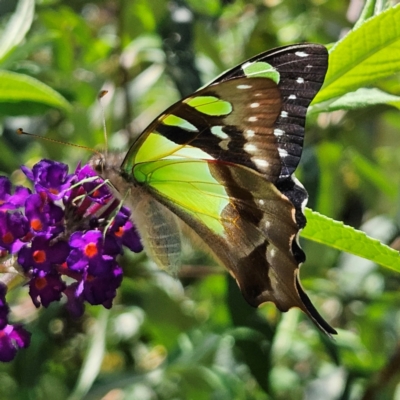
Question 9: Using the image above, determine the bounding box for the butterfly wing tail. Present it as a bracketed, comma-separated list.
[233, 247, 336, 336]
[295, 276, 337, 336]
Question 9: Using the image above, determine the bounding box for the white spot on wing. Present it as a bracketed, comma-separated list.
[242, 61, 252, 69]
[280, 111, 288, 118]
[278, 148, 288, 157]
[258, 199, 265, 206]
[248, 116, 258, 122]
[288, 94, 297, 100]
[296, 77, 305, 84]
[245, 129, 255, 138]
[244, 143, 257, 153]
[253, 158, 269, 168]
[274, 128, 284, 137]
[295, 51, 309, 57]
[250, 102, 260, 108]
[237, 84, 252, 89]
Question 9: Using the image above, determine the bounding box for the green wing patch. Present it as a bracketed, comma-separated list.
[184, 96, 233, 116]
[134, 159, 229, 235]
[242, 61, 280, 83]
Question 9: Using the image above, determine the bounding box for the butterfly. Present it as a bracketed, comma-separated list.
[90, 43, 336, 336]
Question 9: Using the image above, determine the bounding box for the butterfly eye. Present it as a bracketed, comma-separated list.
[89, 154, 105, 173]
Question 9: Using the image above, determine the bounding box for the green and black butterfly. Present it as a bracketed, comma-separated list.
[90, 43, 336, 335]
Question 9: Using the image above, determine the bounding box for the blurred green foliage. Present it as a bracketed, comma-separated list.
[1, 0, 400, 399]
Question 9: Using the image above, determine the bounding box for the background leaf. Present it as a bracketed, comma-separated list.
[302, 208, 400, 273]
[0, 70, 71, 113]
[314, 4, 400, 104]
[310, 88, 400, 113]
[0, 0, 35, 63]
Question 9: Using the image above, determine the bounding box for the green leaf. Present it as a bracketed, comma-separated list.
[302, 208, 400, 273]
[0, 70, 71, 112]
[347, 148, 398, 199]
[309, 88, 400, 114]
[0, 0, 35, 63]
[313, 4, 400, 104]
[353, 0, 375, 29]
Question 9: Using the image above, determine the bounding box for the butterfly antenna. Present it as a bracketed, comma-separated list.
[16, 129, 102, 156]
[98, 89, 109, 157]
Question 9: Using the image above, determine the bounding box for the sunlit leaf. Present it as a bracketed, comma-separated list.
[0, 0, 35, 63]
[302, 209, 400, 273]
[314, 4, 400, 104]
[0, 70, 71, 112]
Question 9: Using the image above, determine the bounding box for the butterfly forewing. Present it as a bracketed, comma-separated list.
[124, 77, 285, 183]
[211, 43, 328, 180]
[122, 45, 328, 230]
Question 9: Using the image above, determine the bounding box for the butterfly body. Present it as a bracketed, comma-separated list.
[90, 43, 336, 335]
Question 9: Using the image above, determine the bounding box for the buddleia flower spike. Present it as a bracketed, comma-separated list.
[0, 160, 143, 361]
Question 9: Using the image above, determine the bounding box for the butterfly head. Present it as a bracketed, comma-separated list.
[89, 151, 128, 194]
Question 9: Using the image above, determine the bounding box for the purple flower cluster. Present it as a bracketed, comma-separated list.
[0, 159, 143, 361]
[0, 283, 31, 362]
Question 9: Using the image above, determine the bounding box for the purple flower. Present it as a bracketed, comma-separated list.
[109, 207, 142, 252]
[76, 164, 111, 204]
[25, 193, 64, 236]
[0, 177, 31, 211]
[75, 163, 96, 180]
[0, 324, 31, 362]
[0, 212, 29, 253]
[28, 272, 66, 308]
[0, 159, 144, 362]
[0, 283, 30, 362]
[21, 159, 74, 200]
[80, 264, 123, 308]
[18, 235, 70, 274]
[67, 230, 121, 274]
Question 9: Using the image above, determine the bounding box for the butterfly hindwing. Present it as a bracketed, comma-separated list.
[134, 196, 182, 272]
[128, 158, 335, 335]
